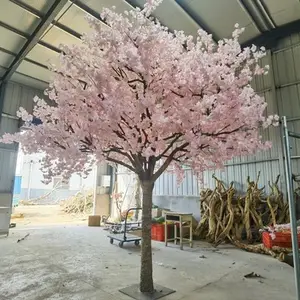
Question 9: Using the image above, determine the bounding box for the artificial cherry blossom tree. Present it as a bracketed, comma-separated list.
[1, 0, 278, 294]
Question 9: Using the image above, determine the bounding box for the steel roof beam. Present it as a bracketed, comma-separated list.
[0, 46, 19, 58]
[70, 0, 108, 25]
[0, 46, 49, 71]
[239, 0, 275, 32]
[238, 0, 264, 32]
[242, 18, 300, 49]
[122, 0, 142, 9]
[0, 20, 61, 54]
[174, 0, 219, 42]
[13, 71, 50, 86]
[255, 0, 276, 29]
[9, 0, 81, 40]
[0, 0, 68, 85]
[0, 65, 49, 85]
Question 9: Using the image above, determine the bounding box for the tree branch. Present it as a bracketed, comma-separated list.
[131, 154, 144, 174]
[156, 134, 182, 160]
[103, 148, 135, 166]
[152, 142, 189, 182]
[215, 126, 243, 136]
[163, 133, 180, 141]
[171, 90, 184, 98]
[128, 79, 144, 85]
[113, 129, 127, 142]
[160, 153, 188, 163]
[54, 141, 66, 150]
[202, 126, 244, 137]
[141, 129, 149, 147]
[106, 157, 136, 173]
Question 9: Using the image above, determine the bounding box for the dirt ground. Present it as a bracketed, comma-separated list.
[11, 205, 88, 227]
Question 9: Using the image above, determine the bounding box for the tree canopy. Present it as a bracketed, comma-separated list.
[1, 0, 278, 183]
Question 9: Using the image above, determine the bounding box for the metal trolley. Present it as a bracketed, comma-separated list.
[107, 207, 142, 248]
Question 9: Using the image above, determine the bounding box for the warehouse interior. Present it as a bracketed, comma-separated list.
[1, 0, 300, 299]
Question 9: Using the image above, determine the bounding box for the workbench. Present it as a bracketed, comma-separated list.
[164, 211, 193, 250]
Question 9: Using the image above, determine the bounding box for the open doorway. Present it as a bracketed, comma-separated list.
[11, 148, 95, 227]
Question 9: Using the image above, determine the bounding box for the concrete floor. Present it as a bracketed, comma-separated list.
[0, 225, 297, 300]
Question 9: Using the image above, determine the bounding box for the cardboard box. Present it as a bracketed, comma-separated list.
[88, 215, 101, 226]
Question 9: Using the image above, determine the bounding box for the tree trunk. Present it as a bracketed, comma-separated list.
[140, 180, 154, 293]
[134, 176, 141, 220]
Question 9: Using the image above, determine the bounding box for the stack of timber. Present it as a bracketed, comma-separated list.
[60, 191, 93, 214]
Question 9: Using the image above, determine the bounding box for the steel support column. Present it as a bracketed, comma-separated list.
[267, 50, 286, 191]
[282, 116, 300, 300]
[174, 0, 219, 42]
[9, 0, 81, 40]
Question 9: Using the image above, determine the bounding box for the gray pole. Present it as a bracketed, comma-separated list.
[282, 116, 300, 300]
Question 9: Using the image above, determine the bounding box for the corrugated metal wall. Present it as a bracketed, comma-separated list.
[153, 168, 201, 219]
[273, 33, 300, 183]
[0, 82, 44, 208]
[154, 168, 199, 197]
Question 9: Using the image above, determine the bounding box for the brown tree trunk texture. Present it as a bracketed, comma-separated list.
[134, 176, 141, 220]
[140, 180, 154, 293]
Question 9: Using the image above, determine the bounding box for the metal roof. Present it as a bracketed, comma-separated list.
[0, 0, 300, 90]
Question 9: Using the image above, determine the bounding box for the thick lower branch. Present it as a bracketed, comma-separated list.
[103, 147, 135, 165]
[132, 154, 144, 174]
[106, 157, 136, 173]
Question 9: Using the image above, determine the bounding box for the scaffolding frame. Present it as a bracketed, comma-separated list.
[281, 116, 300, 300]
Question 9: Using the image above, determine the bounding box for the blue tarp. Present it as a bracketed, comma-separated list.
[13, 176, 22, 206]
[13, 176, 22, 194]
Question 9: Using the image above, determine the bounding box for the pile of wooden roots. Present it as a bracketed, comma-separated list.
[60, 191, 93, 214]
[195, 173, 293, 263]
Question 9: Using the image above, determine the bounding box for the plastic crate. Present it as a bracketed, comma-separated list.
[262, 231, 300, 249]
[151, 224, 174, 242]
